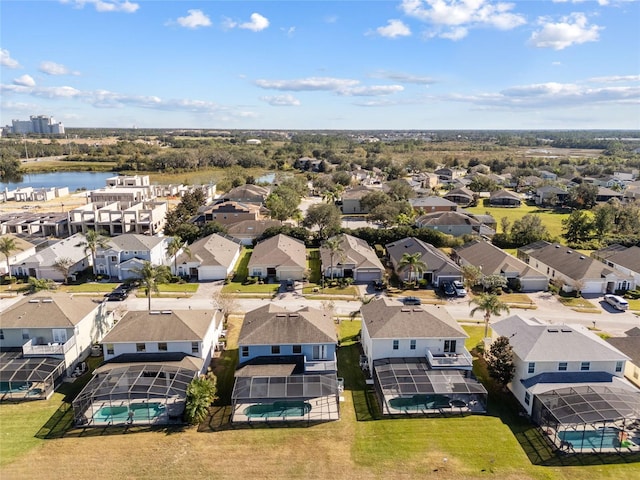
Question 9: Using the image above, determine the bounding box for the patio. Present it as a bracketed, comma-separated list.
[0, 352, 65, 401]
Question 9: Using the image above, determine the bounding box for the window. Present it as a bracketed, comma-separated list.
[524, 392, 530, 405]
[293, 345, 302, 354]
[158, 342, 167, 352]
[271, 345, 281, 355]
[252, 269, 261, 277]
[191, 342, 199, 353]
[0, 329, 3, 340]
[392, 340, 399, 350]
[410, 340, 416, 350]
[558, 362, 568, 371]
[106, 344, 114, 355]
[241, 346, 249, 357]
[528, 362, 535, 374]
[110, 256, 117, 262]
[22, 329, 29, 340]
[581, 362, 590, 371]
[444, 340, 456, 353]
[616, 361, 623, 373]
[136, 343, 146, 352]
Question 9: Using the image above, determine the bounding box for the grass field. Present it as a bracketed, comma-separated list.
[1, 321, 639, 479]
[465, 204, 570, 239]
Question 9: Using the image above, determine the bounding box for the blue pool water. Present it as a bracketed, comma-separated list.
[0, 381, 31, 394]
[94, 402, 165, 423]
[559, 428, 621, 450]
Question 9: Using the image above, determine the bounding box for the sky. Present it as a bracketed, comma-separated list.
[1, 0, 639, 130]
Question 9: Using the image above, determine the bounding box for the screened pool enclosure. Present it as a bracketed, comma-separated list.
[0, 353, 65, 401]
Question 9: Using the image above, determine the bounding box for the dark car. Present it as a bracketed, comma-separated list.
[106, 292, 128, 301]
[403, 296, 422, 305]
[373, 280, 386, 291]
[285, 279, 295, 291]
[442, 282, 456, 297]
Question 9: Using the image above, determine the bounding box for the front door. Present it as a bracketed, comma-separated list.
[52, 329, 68, 344]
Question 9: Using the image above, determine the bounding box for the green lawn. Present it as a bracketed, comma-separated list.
[557, 296, 600, 313]
[221, 248, 280, 294]
[63, 282, 120, 293]
[465, 204, 570, 239]
[156, 283, 199, 293]
[626, 298, 640, 311]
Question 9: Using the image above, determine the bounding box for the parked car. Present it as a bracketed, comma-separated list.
[452, 280, 467, 297]
[285, 279, 295, 291]
[604, 294, 629, 311]
[373, 280, 386, 291]
[442, 282, 456, 297]
[403, 296, 422, 305]
[106, 291, 128, 301]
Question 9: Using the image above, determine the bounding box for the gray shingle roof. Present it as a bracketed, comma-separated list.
[105, 234, 165, 252]
[0, 293, 101, 328]
[361, 297, 467, 339]
[21, 233, 88, 267]
[386, 237, 461, 277]
[320, 234, 383, 271]
[409, 196, 457, 208]
[492, 315, 629, 363]
[455, 240, 546, 279]
[594, 245, 640, 274]
[101, 310, 221, 343]
[416, 211, 479, 227]
[606, 335, 640, 366]
[238, 304, 336, 345]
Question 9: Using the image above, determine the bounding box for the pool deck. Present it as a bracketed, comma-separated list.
[382, 393, 486, 416]
[545, 426, 640, 454]
[80, 400, 186, 426]
[232, 396, 340, 423]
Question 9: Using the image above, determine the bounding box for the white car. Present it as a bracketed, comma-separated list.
[604, 294, 629, 311]
[452, 280, 467, 297]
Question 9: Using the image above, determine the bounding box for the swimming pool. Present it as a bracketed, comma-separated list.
[94, 402, 166, 423]
[244, 401, 312, 418]
[0, 381, 31, 394]
[559, 428, 622, 451]
[389, 395, 452, 411]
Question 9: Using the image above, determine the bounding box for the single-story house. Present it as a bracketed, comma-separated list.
[247, 234, 306, 281]
[409, 196, 457, 213]
[386, 237, 462, 286]
[535, 186, 569, 206]
[489, 189, 522, 207]
[320, 234, 384, 283]
[226, 219, 283, 246]
[415, 211, 479, 237]
[0, 234, 36, 276]
[443, 187, 475, 206]
[606, 328, 640, 389]
[453, 240, 549, 292]
[592, 245, 640, 287]
[341, 186, 375, 214]
[175, 233, 242, 280]
[518, 241, 635, 294]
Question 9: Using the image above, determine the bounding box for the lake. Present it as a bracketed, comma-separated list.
[0, 171, 115, 192]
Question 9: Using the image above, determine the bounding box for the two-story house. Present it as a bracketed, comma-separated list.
[232, 304, 340, 422]
[94, 234, 170, 281]
[360, 298, 487, 415]
[0, 293, 114, 399]
[491, 315, 639, 453]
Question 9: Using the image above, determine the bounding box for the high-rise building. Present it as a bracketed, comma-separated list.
[8, 115, 65, 135]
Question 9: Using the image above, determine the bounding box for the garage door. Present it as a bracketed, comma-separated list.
[355, 269, 382, 283]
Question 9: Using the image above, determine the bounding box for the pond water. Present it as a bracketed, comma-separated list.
[255, 172, 276, 184]
[0, 171, 115, 192]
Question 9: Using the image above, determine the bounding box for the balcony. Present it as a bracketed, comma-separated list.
[426, 348, 473, 370]
[22, 337, 76, 357]
[304, 354, 337, 373]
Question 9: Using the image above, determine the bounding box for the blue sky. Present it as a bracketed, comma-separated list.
[1, 0, 639, 130]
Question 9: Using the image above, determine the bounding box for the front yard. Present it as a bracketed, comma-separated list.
[557, 295, 601, 313]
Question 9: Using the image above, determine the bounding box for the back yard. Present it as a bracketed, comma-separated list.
[1, 322, 638, 480]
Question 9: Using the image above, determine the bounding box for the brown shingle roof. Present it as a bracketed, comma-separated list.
[360, 297, 467, 339]
[238, 304, 336, 345]
[177, 233, 241, 267]
[0, 293, 101, 328]
[101, 310, 221, 343]
[248, 234, 306, 269]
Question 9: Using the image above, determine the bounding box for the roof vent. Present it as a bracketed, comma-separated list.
[149, 311, 161, 315]
[547, 328, 559, 333]
[413, 308, 422, 312]
[28, 299, 40, 303]
[580, 256, 585, 260]
[561, 328, 572, 333]
[555, 245, 560, 248]
[42, 299, 53, 303]
[567, 250, 572, 254]
[276, 313, 287, 317]
[401, 308, 411, 312]
[161, 310, 172, 314]
[288, 314, 299, 318]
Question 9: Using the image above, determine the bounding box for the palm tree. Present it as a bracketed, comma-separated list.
[469, 293, 511, 339]
[133, 261, 171, 311]
[184, 373, 217, 425]
[323, 236, 344, 282]
[53, 257, 74, 284]
[166, 236, 191, 276]
[76, 229, 110, 278]
[0, 236, 21, 280]
[397, 252, 427, 286]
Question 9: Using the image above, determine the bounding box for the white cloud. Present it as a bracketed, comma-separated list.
[529, 13, 602, 50]
[61, 0, 139, 13]
[340, 85, 405, 96]
[371, 71, 437, 85]
[281, 26, 296, 37]
[13, 75, 36, 87]
[255, 77, 360, 92]
[260, 95, 301, 106]
[0, 49, 21, 68]
[401, 0, 526, 35]
[175, 9, 211, 29]
[588, 74, 640, 83]
[0, 82, 256, 119]
[39, 61, 80, 76]
[374, 19, 411, 38]
[444, 80, 640, 109]
[240, 13, 270, 31]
